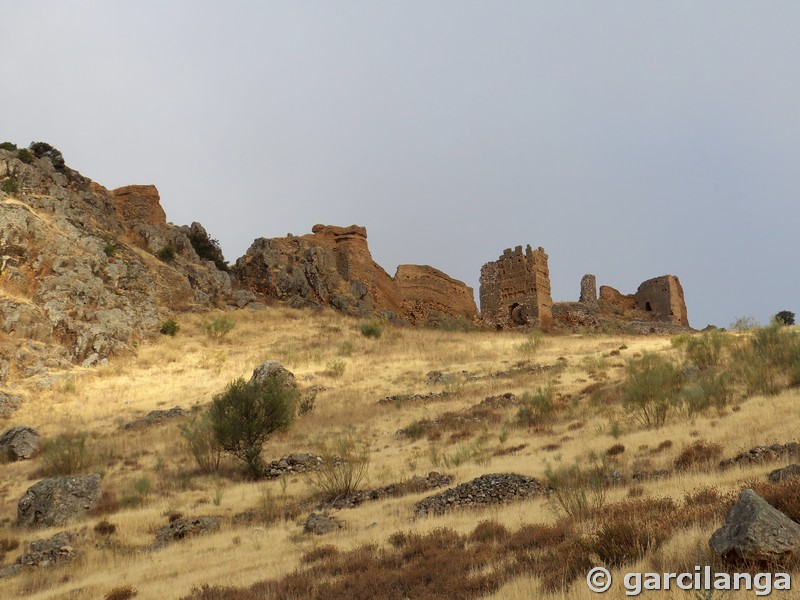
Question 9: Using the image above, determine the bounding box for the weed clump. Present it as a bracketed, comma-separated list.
[160, 319, 180, 336]
[40, 431, 92, 476]
[204, 317, 235, 342]
[359, 318, 384, 338]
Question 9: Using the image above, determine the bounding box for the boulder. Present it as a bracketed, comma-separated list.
[122, 406, 186, 430]
[250, 361, 297, 389]
[154, 516, 220, 547]
[769, 464, 800, 483]
[303, 512, 343, 535]
[709, 488, 800, 565]
[0, 390, 23, 418]
[0, 426, 40, 460]
[17, 474, 101, 527]
[19, 530, 78, 567]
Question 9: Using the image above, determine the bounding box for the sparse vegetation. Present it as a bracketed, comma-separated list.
[305, 433, 370, 502]
[359, 317, 384, 338]
[204, 317, 235, 342]
[40, 431, 92, 476]
[0, 141, 17, 151]
[209, 377, 296, 478]
[179, 411, 222, 473]
[160, 319, 180, 336]
[0, 177, 19, 194]
[622, 352, 680, 428]
[156, 245, 176, 261]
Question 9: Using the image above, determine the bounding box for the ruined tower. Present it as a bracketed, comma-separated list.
[479, 245, 553, 328]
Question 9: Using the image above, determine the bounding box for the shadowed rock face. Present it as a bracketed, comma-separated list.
[233, 224, 476, 323]
[17, 474, 101, 528]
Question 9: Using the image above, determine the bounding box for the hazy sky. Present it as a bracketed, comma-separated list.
[3, 2, 799, 328]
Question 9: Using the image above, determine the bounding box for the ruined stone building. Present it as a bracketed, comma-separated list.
[479, 245, 553, 328]
[632, 275, 689, 326]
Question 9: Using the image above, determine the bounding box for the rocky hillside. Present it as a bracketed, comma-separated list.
[0, 142, 479, 392]
[0, 143, 237, 381]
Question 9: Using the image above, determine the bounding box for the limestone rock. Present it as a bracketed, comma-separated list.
[709, 488, 800, 565]
[0, 426, 40, 460]
[250, 360, 297, 389]
[18, 474, 101, 527]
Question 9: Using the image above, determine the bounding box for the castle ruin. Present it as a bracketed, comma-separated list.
[479, 245, 553, 328]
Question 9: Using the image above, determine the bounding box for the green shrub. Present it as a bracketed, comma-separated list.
[681, 370, 733, 416]
[325, 360, 346, 378]
[305, 433, 370, 502]
[16, 148, 34, 164]
[775, 310, 796, 326]
[209, 377, 296, 478]
[187, 228, 228, 271]
[41, 432, 92, 476]
[684, 330, 727, 369]
[121, 477, 151, 507]
[516, 385, 555, 428]
[103, 241, 117, 257]
[0, 141, 17, 151]
[160, 319, 180, 336]
[298, 390, 317, 416]
[623, 353, 680, 429]
[0, 178, 18, 195]
[731, 323, 800, 395]
[29, 141, 66, 170]
[179, 411, 221, 473]
[156, 245, 176, 261]
[359, 318, 384, 339]
[204, 317, 235, 341]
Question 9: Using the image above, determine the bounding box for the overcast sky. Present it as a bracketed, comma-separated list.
[3, 2, 799, 328]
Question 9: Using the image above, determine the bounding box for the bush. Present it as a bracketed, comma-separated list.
[623, 353, 680, 429]
[204, 317, 235, 342]
[179, 411, 222, 473]
[187, 228, 228, 271]
[160, 319, 180, 336]
[359, 318, 384, 339]
[0, 177, 18, 195]
[29, 141, 66, 170]
[544, 458, 609, 521]
[674, 440, 723, 471]
[156, 245, 176, 261]
[325, 360, 346, 378]
[516, 385, 555, 428]
[103, 241, 117, 257]
[16, 148, 34, 164]
[775, 310, 796, 326]
[684, 330, 727, 369]
[121, 477, 152, 507]
[209, 377, 296, 478]
[731, 323, 800, 395]
[730, 315, 759, 331]
[41, 432, 92, 476]
[305, 434, 370, 502]
[0, 141, 17, 151]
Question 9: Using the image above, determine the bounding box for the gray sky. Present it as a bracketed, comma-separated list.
[3, 2, 799, 329]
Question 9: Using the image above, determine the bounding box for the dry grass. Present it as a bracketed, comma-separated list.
[0, 310, 799, 599]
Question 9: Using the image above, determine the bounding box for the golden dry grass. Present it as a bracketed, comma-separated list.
[0, 308, 798, 599]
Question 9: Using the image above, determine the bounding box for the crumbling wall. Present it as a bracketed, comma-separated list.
[395, 265, 477, 323]
[580, 274, 597, 304]
[479, 245, 552, 328]
[633, 275, 688, 326]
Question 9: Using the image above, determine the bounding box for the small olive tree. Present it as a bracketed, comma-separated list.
[209, 377, 296, 478]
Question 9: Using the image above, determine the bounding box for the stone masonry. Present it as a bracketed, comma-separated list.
[479, 245, 553, 328]
[633, 275, 689, 326]
[579, 274, 597, 304]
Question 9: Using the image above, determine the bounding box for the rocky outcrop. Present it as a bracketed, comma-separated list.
[251, 360, 297, 389]
[233, 224, 475, 323]
[710, 489, 800, 566]
[304, 512, 343, 535]
[0, 426, 40, 460]
[413, 473, 548, 516]
[18, 473, 101, 527]
[719, 442, 800, 470]
[154, 516, 220, 547]
[0, 145, 235, 373]
[395, 265, 477, 323]
[768, 465, 800, 483]
[122, 406, 186, 430]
